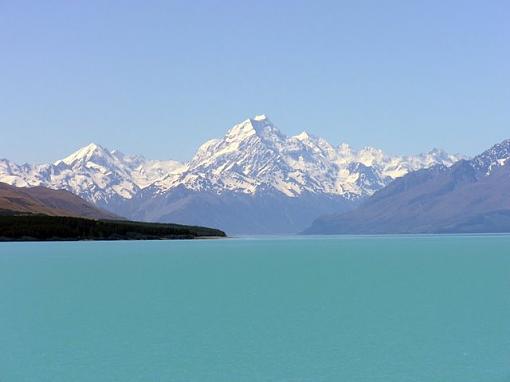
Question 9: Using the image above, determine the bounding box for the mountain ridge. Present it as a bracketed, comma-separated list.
[303, 139, 510, 234]
[0, 115, 463, 233]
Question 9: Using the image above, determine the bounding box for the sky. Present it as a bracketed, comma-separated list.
[1, 0, 509, 163]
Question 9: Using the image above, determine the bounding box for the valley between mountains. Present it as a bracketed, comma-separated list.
[0, 115, 462, 234]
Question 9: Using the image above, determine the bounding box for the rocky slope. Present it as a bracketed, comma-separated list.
[0, 182, 119, 220]
[304, 139, 510, 234]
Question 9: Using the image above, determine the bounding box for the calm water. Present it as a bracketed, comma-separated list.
[0, 236, 509, 382]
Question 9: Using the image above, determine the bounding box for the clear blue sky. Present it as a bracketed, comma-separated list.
[1, 0, 509, 163]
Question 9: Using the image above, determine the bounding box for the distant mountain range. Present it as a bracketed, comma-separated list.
[0, 115, 461, 234]
[304, 139, 510, 234]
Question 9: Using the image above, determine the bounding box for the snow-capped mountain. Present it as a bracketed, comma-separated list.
[0, 115, 462, 233]
[471, 139, 510, 176]
[147, 115, 460, 197]
[304, 138, 510, 234]
[0, 143, 185, 206]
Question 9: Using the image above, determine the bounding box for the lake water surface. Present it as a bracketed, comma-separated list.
[1, 235, 509, 382]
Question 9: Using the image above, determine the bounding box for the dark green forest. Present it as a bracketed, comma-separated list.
[0, 215, 226, 241]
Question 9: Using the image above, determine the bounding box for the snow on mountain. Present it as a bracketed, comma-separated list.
[0, 115, 463, 207]
[470, 139, 510, 175]
[304, 137, 510, 235]
[159, 115, 462, 198]
[0, 143, 184, 206]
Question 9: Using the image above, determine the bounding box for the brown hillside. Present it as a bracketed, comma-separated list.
[0, 183, 120, 220]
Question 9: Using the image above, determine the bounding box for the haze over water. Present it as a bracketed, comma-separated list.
[1, 236, 509, 382]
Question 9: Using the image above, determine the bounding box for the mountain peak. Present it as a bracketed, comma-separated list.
[85, 142, 101, 150]
[471, 138, 510, 174]
[294, 131, 313, 141]
[475, 138, 510, 161]
[253, 114, 268, 122]
[226, 115, 283, 142]
[247, 114, 274, 131]
[57, 143, 111, 166]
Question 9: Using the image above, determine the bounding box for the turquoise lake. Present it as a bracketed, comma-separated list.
[1, 235, 509, 382]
